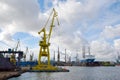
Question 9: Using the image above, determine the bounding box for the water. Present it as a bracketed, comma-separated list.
[9, 66, 120, 80]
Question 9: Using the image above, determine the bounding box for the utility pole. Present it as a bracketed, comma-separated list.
[65, 49, 66, 63]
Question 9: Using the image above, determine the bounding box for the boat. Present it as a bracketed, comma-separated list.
[84, 54, 95, 62]
[79, 46, 96, 66]
[81, 46, 95, 63]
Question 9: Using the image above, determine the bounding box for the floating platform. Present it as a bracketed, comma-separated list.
[28, 69, 69, 72]
[28, 64, 69, 72]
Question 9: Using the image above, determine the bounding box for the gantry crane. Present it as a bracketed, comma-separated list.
[37, 8, 59, 66]
[32, 8, 59, 71]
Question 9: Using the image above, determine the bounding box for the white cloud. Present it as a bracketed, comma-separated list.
[90, 40, 115, 61]
[0, 0, 42, 33]
[114, 39, 120, 51]
[100, 24, 120, 39]
[0, 0, 42, 47]
[91, 40, 114, 54]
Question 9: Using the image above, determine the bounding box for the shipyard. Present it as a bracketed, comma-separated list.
[0, 0, 120, 80]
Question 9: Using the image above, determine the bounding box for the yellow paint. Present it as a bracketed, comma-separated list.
[32, 8, 59, 70]
[10, 53, 16, 65]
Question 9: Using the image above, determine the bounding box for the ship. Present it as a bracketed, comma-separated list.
[0, 49, 23, 71]
[84, 54, 95, 63]
[79, 46, 96, 66]
[81, 46, 95, 62]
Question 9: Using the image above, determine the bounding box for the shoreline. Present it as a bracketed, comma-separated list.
[0, 71, 21, 80]
[0, 67, 29, 80]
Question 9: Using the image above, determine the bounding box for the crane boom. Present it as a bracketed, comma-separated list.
[38, 8, 59, 44]
[15, 39, 20, 51]
[48, 8, 59, 42]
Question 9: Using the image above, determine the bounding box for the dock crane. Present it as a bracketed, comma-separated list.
[30, 52, 34, 62]
[23, 47, 28, 62]
[38, 8, 59, 65]
[10, 39, 20, 64]
[32, 8, 59, 71]
[14, 39, 20, 51]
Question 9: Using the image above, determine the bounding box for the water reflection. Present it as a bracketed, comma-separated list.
[9, 66, 120, 80]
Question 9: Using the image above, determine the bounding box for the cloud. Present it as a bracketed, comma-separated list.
[0, 0, 41, 46]
[114, 39, 120, 51]
[91, 40, 114, 54]
[0, 0, 42, 34]
[90, 40, 115, 61]
[100, 24, 120, 39]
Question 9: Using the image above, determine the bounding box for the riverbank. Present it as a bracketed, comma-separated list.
[0, 71, 21, 80]
[0, 67, 29, 80]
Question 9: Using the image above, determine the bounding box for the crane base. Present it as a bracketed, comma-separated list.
[28, 64, 69, 72]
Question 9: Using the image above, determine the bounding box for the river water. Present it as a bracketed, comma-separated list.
[9, 66, 120, 80]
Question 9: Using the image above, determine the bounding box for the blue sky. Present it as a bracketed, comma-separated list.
[0, 0, 120, 61]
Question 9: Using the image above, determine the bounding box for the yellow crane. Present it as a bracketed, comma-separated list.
[32, 8, 59, 71]
[38, 8, 59, 65]
[10, 39, 20, 64]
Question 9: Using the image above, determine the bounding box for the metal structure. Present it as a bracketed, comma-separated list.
[30, 52, 34, 62]
[57, 47, 60, 63]
[53, 51, 55, 62]
[23, 47, 28, 62]
[61, 49, 70, 63]
[14, 39, 20, 51]
[10, 39, 20, 64]
[81, 46, 95, 63]
[32, 8, 59, 71]
[0, 49, 23, 67]
[82, 46, 85, 58]
[38, 8, 59, 65]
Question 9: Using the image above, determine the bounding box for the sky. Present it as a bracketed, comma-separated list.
[0, 0, 120, 62]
